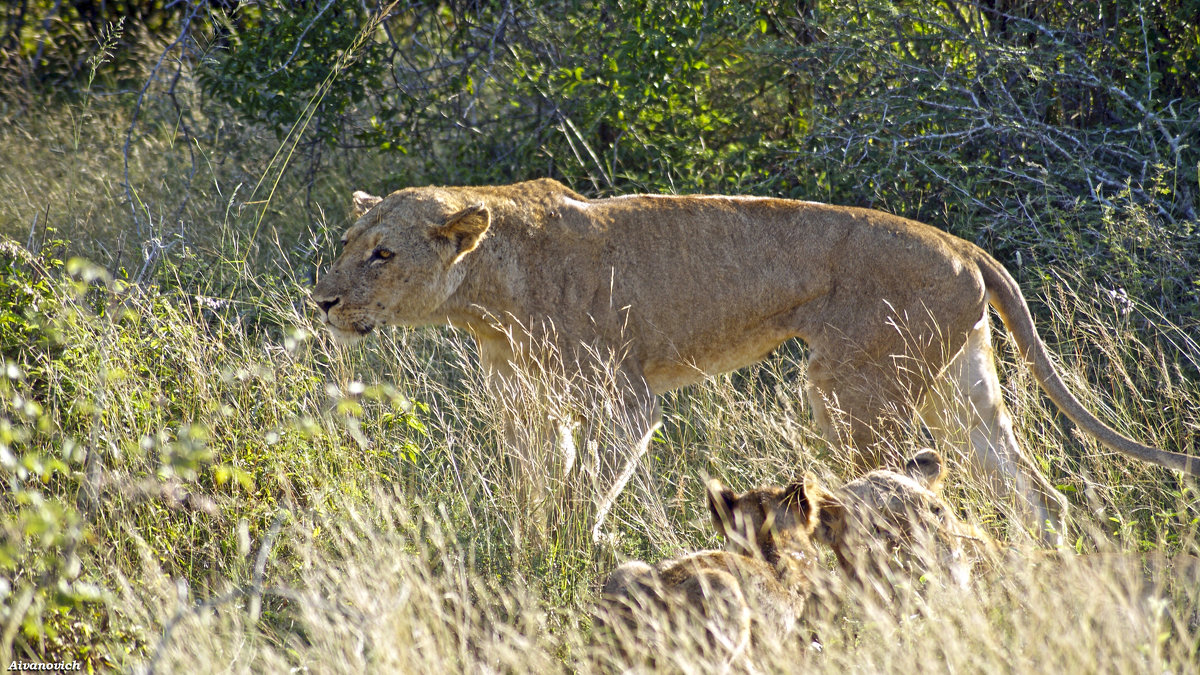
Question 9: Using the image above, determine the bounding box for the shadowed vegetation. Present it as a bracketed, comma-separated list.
[0, 0, 1197, 671]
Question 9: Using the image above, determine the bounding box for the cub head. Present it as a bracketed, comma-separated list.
[312, 188, 491, 342]
[814, 449, 981, 586]
[706, 474, 824, 564]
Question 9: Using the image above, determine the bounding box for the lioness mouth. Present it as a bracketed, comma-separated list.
[323, 319, 374, 343]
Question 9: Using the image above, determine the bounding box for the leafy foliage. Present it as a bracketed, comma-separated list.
[1, 0, 1199, 669]
[189, 0, 1200, 320]
[200, 1, 784, 192]
[199, 1, 391, 148]
[0, 239, 431, 665]
[776, 0, 1200, 318]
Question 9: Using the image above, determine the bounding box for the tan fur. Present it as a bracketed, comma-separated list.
[815, 449, 994, 588]
[596, 476, 822, 665]
[313, 178, 1198, 537]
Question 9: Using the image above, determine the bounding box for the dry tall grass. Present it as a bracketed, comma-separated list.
[1, 59, 1198, 674]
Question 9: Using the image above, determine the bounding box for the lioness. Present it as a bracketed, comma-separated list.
[597, 476, 823, 665]
[312, 179, 1197, 538]
[815, 449, 994, 589]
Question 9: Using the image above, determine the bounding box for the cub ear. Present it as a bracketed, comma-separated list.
[812, 493, 845, 547]
[706, 478, 738, 538]
[783, 472, 824, 528]
[433, 203, 491, 262]
[812, 493, 852, 574]
[904, 448, 946, 492]
[351, 191, 383, 219]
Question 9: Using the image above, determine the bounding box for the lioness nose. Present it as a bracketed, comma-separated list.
[316, 297, 340, 314]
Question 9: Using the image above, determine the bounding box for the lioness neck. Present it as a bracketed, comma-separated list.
[433, 194, 545, 336]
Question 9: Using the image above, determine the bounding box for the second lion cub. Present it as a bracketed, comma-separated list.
[597, 475, 824, 666]
[815, 448, 995, 589]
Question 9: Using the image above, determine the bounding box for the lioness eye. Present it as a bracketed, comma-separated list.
[371, 248, 393, 261]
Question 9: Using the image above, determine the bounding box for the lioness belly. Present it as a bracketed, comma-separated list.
[642, 333, 788, 394]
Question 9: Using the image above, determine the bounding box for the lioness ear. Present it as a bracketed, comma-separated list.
[706, 478, 738, 538]
[433, 204, 490, 262]
[351, 191, 383, 219]
[904, 448, 946, 492]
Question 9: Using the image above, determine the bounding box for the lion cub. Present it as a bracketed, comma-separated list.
[597, 475, 824, 666]
[814, 448, 993, 589]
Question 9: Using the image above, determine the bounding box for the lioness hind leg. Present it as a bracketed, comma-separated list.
[917, 316, 1066, 540]
[805, 358, 911, 472]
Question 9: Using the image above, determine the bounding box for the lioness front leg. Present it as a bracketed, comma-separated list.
[476, 338, 588, 548]
[478, 340, 580, 473]
[480, 338, 663, 545]
[585, 371, 664, 544]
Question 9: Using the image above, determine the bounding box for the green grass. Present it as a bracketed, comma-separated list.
[1, 58, 1198, 674]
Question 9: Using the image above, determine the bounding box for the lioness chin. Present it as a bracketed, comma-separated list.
[313, 178, 1198, 541]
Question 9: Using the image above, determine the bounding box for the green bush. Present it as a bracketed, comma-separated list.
[193, 1, 1200, 322]
[775, 0, 1200, 320]
[0, 239, 434, 665]
[2, 1, 1198, 669]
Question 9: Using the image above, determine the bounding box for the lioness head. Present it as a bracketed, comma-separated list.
[814, 449, 985, 586]
[312, 189, 491, 342]
[706, 474, 824, 564]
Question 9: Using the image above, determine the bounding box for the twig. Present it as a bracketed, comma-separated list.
[122, 0, 204, 240]
[248, 510, 287, 623]
[166, 55, 198, 229]
[266, 0, 338, 77]
[30, 0, 63, 80]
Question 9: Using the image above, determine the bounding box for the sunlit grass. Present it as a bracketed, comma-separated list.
[1, 58, 1198, 673]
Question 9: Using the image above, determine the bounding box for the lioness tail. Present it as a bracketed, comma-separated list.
[975, 249, 1198, 476]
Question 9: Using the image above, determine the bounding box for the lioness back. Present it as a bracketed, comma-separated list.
[520, 189, 989, 393]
